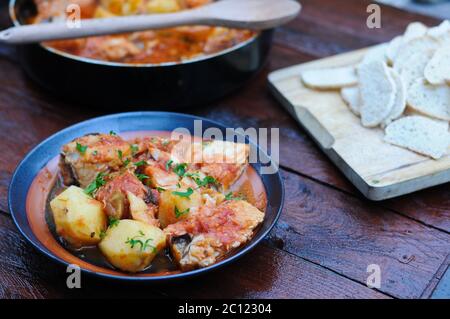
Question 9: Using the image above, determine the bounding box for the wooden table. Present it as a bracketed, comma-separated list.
[0, 0, 449, 299]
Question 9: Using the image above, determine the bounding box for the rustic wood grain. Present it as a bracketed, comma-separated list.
[269, 170, 450, 299]
[0, 0, 449, 299]
[0, 213, 388, 299]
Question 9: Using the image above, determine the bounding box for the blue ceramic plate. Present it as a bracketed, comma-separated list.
[8, 112, 284, 281]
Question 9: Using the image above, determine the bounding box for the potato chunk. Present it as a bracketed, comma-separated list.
[99, 219, 166, 272]
[50, 186, 107, 247]
[158, 187, 202, 228]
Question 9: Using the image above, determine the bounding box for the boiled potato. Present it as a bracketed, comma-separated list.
[158, 187, 202, 228]
[147, 0, 181, 13]
[50, 186, 107, 247]
[99, 219, 166, 272]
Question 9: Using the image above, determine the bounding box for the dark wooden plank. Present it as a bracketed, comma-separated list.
[0, 213, 388, 299]
[1, 0, 447, 233]
[265, 170, 450, 299]
[431, 265, 450, 299]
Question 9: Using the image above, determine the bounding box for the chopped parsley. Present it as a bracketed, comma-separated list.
[99, 230, 106, 240]
[175, 206, 190, 218]
[109, 130, 117, 136]
[134, 160, 148, 167]
[135, 173, 149, 181]
[194, 176, 217, 188]
[84, 172, 107, 196]
[173, 163, 188, 177]
[108, 217, 120, 228]
[225, 192, 245, 201]
[76, 143, 87, 154]
[172, 187, 193, 199]
[92, 150, 98, 156]
[156, 187, 166, 193]
[125, 232, 155, 252]
[130, 144, 139, 155]
[165, 159, 173, 171]
[117, 149, 123, 160]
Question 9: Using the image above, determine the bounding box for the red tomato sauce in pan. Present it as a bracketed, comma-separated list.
[30, 0, 256, 64]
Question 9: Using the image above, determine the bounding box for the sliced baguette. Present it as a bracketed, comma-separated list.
[301, 66, 358, 89]
[398, 50, 435, 90]
[341, 86, 361, 116]
[424, 45, 450, 85]
[427, 20, 450, 39]
[407, 78, 450, 121]
[393, 36, 440, 71]
[358, 61, 396, 127]
[384, 115, 450, 159]
[383, 69, 406, 126]
[361, 43, 388, 65]
[387, 22, 428, 64]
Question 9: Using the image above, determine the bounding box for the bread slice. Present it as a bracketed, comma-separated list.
[424, 45, 450, 85]
[407, 78, 450, 121]
[393, 36, 440, 71]
[383, 69, 406, 126]
[361, 44, 388, 65]
[358, 61, 396, 127]
[301, 66, 358, 89]
[341, 87, 361, 116]
[428, 20, 450, 40]
[387, 22, 428, 64]
[384, 115, 449, 159]
[398, 50, 435, 89]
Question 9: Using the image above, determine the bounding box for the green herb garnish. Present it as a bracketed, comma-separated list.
[125, 232, 155, 252]
[194, 176, 217, 188]
[175, 206, 190, 218]
[134, 160, 148, 167]
[172, 187, 193, 199]
[92, 150, 98, 156]
[99, 230, 106, 240]
[84, 172, 107, 196]
[135, 173, 149, 181]
[109, 130, 117, 136]
[156, 187, 166, 193]
[130, 144, 139, 155]
[225, 192, 245, 201]
[173, 163, 187, 177]
[108, 217, 120, 228]
[76, 143, 87, 154]
[165, 159, 173, 171]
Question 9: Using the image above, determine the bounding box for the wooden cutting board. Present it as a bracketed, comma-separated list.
[268, 46, 450, 201]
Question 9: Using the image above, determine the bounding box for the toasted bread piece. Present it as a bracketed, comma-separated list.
[397, 49, 435, 89]
[407, 78, 450, 121]
[428, 20, 450, 39]
[424, 45, 450, 85]
[361, 43, 388, 65]
[384, 115, 449, 159]
[387, 22, 428, 64]
[358, 61, 396, 127]
[341, 86, 361, 116]
[383, 69, 406, 126]
[394, 36, 440, 71]
[301, 66, 358, 89]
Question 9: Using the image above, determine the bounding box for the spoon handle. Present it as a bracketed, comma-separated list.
[0, 10, 207, 44]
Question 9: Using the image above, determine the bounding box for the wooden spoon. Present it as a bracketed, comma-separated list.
[0, 0, 301, 44]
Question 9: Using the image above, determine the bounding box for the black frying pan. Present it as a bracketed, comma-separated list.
[9, 0, 273, 108]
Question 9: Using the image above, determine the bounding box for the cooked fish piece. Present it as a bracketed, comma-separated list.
[60, 133, 132, 188]
[192, 141, 250, 190]
[164, 200, 264, 271]
[95, 171, 158, 223]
